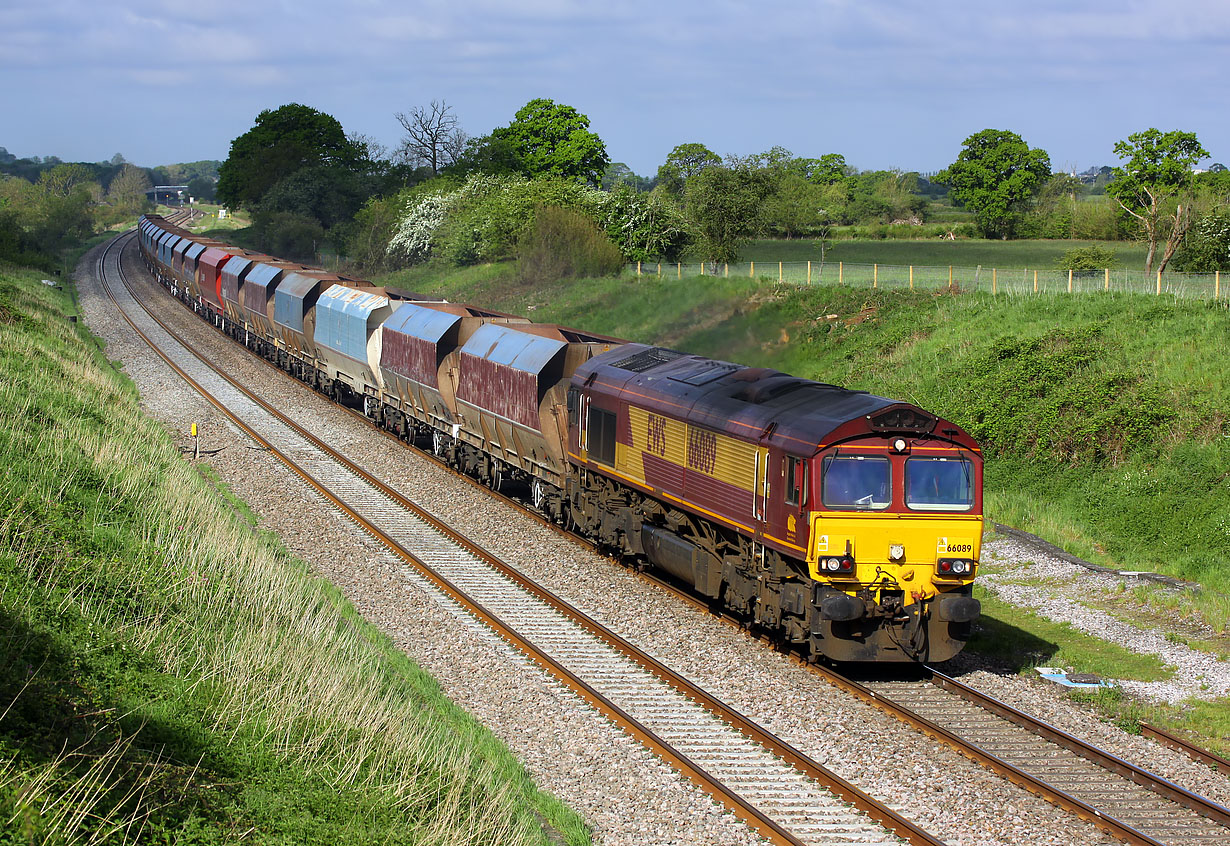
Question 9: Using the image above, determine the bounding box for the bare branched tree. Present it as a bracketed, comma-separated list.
[395, 100, 468, 175]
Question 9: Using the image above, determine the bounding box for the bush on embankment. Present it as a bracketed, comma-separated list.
[0, 262, 588, 845]
[383, 262, 1230, 628]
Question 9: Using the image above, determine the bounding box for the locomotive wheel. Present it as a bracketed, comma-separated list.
[488, 461, 503, 492]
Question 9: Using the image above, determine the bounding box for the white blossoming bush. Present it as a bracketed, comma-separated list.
[387, 190, 454, 262]
[386, 173, 692, 267]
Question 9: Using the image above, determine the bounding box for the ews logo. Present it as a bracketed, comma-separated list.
[646, 413, 668, 457]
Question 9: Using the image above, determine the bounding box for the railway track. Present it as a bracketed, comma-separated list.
[816, 666, 1230, 846]
[99, 228, 938, 845]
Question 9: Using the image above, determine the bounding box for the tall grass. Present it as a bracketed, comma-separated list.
[0, 264, 589, 844]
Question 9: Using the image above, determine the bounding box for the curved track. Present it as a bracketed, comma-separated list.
[100, 227, 941, 846]
[815, 668, 1230, 846]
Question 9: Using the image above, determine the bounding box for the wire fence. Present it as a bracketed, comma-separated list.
[628, 260, 1230, 301]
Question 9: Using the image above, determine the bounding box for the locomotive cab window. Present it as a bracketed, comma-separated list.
[905, 457, 974, 511]
[784, 456, 807, 507]
[587, 407, 617, 466]
[821, 455, 890, 510]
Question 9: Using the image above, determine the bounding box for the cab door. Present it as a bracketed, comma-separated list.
[765, 450, 808, 554]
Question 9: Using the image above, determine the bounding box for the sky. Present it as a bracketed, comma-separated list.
[2, 1, 1227, 177]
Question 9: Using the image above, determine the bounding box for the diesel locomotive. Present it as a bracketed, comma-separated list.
[138, 213, 982, 662]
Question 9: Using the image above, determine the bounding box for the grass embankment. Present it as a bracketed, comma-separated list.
[0, 264, 589, 844]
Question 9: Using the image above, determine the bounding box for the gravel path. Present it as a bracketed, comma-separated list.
[978, 540, 1230, 704]
[74, 238, 1230, 846]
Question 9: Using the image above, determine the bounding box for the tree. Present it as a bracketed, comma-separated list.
[1106, 129, 1209, 273]
[684, 165, 775, 263]
[216, 103, 364, 209]
[1170, 210, 1230, 272]
[395, 100, 468, 175]
[601, 162, 650, 191]
[796, 153, 849, 185]
[656, 142, 721, 195]
[259, 164, 377, 230]
[106, 164, 152, 215]
[936, 129, 1052, 238]
[187, 176, 216, 203]
[489, 98, 609, 184]
[761, 171, 827, 238]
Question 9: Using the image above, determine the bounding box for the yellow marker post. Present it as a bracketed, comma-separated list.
[191, 422, 199, 460]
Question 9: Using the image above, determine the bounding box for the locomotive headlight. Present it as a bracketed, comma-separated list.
[891, 437, 909, 454]
[937, 558, 975, 577]
[889, 544, 905, 561]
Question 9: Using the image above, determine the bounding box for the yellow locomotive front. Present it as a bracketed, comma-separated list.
[803, 421, 983, 662]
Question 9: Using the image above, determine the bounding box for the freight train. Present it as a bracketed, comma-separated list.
[137, 213, 983, 662]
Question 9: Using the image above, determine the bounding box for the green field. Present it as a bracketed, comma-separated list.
[0, 262, 589, 845]
[738, 238, 1151, 270]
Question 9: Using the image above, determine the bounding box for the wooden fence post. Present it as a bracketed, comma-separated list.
[839, 262, 843, 285]
[700, 262, 705, 276]
[724, 263, 729, 278]
[1033, 270, 1038, 293]
[677, 262, 681, 279]
[750, 261, 755, 278]
[948, 265, 953, 289]
[909, 266, 914, 290]
[1105, 267, 1109, 291]
[873, 264, 878, 288]
[1156, 270, 1162, 295]
[1217, 271, 1221, 299]
[779, 261, 783, 283]
[807, 260, 811, 284]
[637, 261, 642, 276]
[992, 268, 997, 295]
[1068, 269, 1073, 293]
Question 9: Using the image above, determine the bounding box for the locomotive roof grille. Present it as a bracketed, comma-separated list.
[868, 406, 936, 433]
[609, 346, 687, 373]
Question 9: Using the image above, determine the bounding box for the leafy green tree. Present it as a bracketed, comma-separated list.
[187, 176, 216, 203]
[761, 171, 827, 238]
[684, 165, 775, 263]
[105, 164, 152, 217]
[601, 162, 651, 191]
[260, 165, 378, 230]
[216, 104, 364, 209]
[1107, 129, 1208, 273]
[937, 129, 1052, 238]
[655, 143, 721, 195]
[446, 133, 522, 178]
[33, 164, 98, 253]
[488, 98, 609, 184]
[790, 153, 848, 185]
